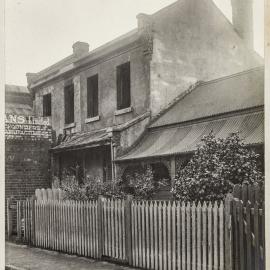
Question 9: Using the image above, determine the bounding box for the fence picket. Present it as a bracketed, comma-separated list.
[192, 202, 196, 270]
[202, 202, 207, 270]
[172, 202, 176, 270]
[158, 202, 163, 270]
[232, 200, 239, 270]
[145, 201, 150, 269]
[238, 201, 245, 270]
[177, 202, 181, 270]
[213, 202, 218, 270]
[154, 201, 158, 270]
[254, 202, 260, 270]
[134, 201, 139, 267]
[163, 202, 167, 270]
[181, 202, 186, 270]
[219, 202, 224, 270]
[197, 202, 202, 270]
[186, 202, 191, 270]
[149, 202, 154, 270]
[208, 202, 212, 270]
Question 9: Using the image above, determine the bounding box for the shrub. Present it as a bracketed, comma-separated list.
[172, 132, 264, 202]
[55, 165, 167, 201]
[55, 171, 126, 201]
[125, 165, 167, 200]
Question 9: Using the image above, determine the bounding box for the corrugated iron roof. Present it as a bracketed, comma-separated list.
[5, 84, 29, 94]
[116, 111, 263, 161]
[150, 68, 264, 128]
[52, 129, 111, 152]
[5, 103, 33, 116]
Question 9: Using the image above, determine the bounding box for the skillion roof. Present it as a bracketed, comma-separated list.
[5, 84, 33, 116]
[116, 68, 264, 162]
[150, 67, 264, 128]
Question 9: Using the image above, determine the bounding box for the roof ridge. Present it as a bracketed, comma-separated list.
[200, 66, 264, 87]
[149, 81, 202, 127]
[149, 106, 264, 131]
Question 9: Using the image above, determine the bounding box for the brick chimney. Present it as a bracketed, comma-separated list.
[231, 0, 254, 49]
[72, 41, 89, 57]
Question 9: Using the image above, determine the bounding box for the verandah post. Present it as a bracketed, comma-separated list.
[225, 193, 233, 270]
[125, 195, 133, 265]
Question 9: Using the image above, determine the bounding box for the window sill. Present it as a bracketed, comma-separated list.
[114, 107, 133, 116]
[64, 122, 76, 129]
[85, 115, 100, 123]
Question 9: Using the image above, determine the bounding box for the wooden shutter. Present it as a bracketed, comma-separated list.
[116, 62, 130, 110]
[64, 84, 74, 124]
[122, 62, 130, 108]
[87, 74, 98, 118]
[43, 93, 51, 117]
[117, 65, 122, 110]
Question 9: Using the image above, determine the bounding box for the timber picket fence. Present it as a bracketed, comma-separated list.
[131, 200, 225, 270]
[35, 188, 64, 201]
[12, 183, 264, 270]
[16, 198, 226, 270]
[230, 184, 265, 270]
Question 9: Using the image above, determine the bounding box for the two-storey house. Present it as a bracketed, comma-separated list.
[27, 0, 262, 184]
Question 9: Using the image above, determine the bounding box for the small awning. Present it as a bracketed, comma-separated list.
[116, 111, 264, 162]
[52, 129, 111, 152]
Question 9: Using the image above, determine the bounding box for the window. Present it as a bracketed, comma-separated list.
[116, 62, 130, 110]
[87, 74, 99, 118]
[64, 84, 74, 124]
[43, 93, 51, 117]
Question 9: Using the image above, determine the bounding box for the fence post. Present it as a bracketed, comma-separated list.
[225, 193, 233, 270]
[31, 196, 36, 246]
[124, 195, 133, 265]
[7, 198, 13, 239]
[97, 196, 104, 259]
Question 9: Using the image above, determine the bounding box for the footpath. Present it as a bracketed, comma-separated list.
[5, 242, 135, 270]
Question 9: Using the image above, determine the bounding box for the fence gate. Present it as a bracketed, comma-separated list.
[230, 184, 265, 270]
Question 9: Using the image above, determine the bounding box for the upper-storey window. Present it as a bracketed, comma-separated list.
[43, 93, 51, 117]
[64, 84, 74, 124]
[87, 74, 99, 118]
[116, 62, 130, 110]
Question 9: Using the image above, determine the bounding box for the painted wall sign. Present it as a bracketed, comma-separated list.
[5, 114, 52, 140]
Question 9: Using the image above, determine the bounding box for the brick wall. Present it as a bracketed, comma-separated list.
[5, 138, 51, 234]
[5, 139, 51, 201]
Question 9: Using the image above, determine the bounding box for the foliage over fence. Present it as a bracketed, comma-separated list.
[172, 132, 264, 202]
[52, 166, 166, 201]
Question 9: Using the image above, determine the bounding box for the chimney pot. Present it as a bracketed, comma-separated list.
[72, 41, 89, 56]
[26, 72, 37, 85]
[136, 13, 152, 30]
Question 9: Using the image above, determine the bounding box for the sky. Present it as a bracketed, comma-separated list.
[5, 0, 264, 86]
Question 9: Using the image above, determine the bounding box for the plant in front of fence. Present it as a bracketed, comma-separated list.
[53, 172, 126, 200]
[124, 165, 167, 199]
[172, 132, 264, 202]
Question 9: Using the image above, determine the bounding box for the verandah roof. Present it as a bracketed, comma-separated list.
[116, 111, 264, 162]
[52, 129, 111, 152]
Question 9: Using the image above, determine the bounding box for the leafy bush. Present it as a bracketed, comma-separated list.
[125, 165, 167, 200]
[54, 165, 167, 201]
[57, 175, 126, 201]
[172, 132, 264, 202]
